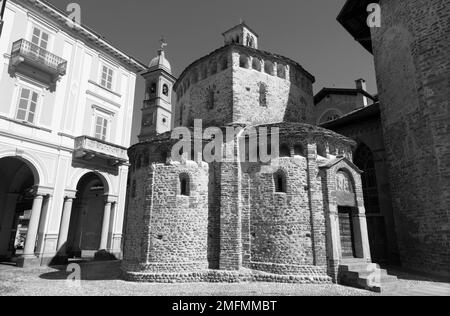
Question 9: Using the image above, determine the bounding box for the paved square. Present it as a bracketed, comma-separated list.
[0, 262, 448, 296]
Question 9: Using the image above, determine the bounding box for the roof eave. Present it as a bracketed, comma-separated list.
[337, 0, 376, 54]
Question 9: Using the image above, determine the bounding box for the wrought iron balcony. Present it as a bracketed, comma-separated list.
[10, 39, 67, 86]
[74, 136, 128, 166]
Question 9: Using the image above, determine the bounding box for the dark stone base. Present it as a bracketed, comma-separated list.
[122, 268, 332, 284]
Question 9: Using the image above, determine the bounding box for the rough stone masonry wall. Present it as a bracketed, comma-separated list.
[145, 162, 209, 273]
[123, 141, 210, 274]
[372, 0, 450, 276]
[232, 49, 315, 126]
[122, 162, 150, 265]
[243, 157, 318, 274]
[174, 50, 233, 128]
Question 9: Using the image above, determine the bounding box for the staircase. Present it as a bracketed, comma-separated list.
[339, 259, 398, 293]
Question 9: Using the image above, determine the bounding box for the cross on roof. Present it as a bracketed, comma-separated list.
[159, 37, 168, 50]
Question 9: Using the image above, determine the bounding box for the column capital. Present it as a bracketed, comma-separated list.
[104, 195, 118, 204]
[64, 189, 77, 200]
[32, 186, 54, 197]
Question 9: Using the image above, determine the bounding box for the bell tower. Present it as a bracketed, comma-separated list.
[222, 21, 259, 49]
[139, 38, 176, 142]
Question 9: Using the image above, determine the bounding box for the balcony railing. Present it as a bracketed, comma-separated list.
[10, 39, 67, 84]
[74, 136, 128, 166]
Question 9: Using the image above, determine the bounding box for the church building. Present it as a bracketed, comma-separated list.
[122, 24, 395, 291]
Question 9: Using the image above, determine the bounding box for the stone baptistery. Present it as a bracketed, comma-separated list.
[122, 23, 375, 286]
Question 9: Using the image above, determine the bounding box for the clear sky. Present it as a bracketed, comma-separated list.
[48, 0, 377, 144]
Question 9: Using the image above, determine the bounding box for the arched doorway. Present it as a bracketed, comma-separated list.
[66, 173, 106, 259]
[354, 143, 387, 263]
[0, 157, 36, 263]
[336, 170, 358, 258]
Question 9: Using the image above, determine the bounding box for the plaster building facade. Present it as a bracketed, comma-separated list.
[338, 0, 450, 277]
[122, 24, 392, 290]
[0, 0, 146, 266]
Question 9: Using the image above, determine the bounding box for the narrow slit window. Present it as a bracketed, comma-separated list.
[274, 171, 287, 193]
[180, 174, 190, 196]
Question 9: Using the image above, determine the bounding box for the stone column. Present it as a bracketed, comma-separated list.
[353, 212, 372, 261]
[219, 137, 242, 271]
[306, 143, 327, 266]
[23, 194, 44, 257]
[57, 197, 75, 253]
[107, 202, 116, 250]
[99, 199, 112, 251]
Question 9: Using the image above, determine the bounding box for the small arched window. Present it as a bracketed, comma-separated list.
[247, 35, 255, 48]
[258, 82, 268, 107]
[206, 86, 215, 110]
[317, 143, 327, 158]
[294, 144, 305, 157]
[239, 54, 250, 69]
[162, 84, 169, 97]
[252, 58, 262, 72]
[180, 174, 190, 196]
[220, 57, 228, 71]
[201, 66, 208, 80]
[277, 64, 286, 79]
[280, 144, 291, 157]
[150, 82, 157, 94]
[210, 61, 217, 75]
[264, 60, 275, 76]
[274, 170, 287, 193]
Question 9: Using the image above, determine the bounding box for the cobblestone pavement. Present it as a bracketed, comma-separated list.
[0, 262, 448, 296]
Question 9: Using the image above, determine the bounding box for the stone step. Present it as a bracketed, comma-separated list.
[340, 260, 379, 270]
[344, 268, 393, 279]
[339, 263, 399, 293]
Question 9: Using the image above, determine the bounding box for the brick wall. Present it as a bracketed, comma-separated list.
[372, 0, 450, 276]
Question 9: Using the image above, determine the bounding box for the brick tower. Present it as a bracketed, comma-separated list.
[339, 0, 450, 276]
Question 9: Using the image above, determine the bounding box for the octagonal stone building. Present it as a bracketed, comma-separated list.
[122, 24, 384, 289]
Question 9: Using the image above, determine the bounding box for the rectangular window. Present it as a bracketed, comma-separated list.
[100, 65, 114, 90]
[94, 115, 108, 141]
[31, 27, 49, 49]
[30, 27, 49, 61]
[16, 88, 38, 124]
